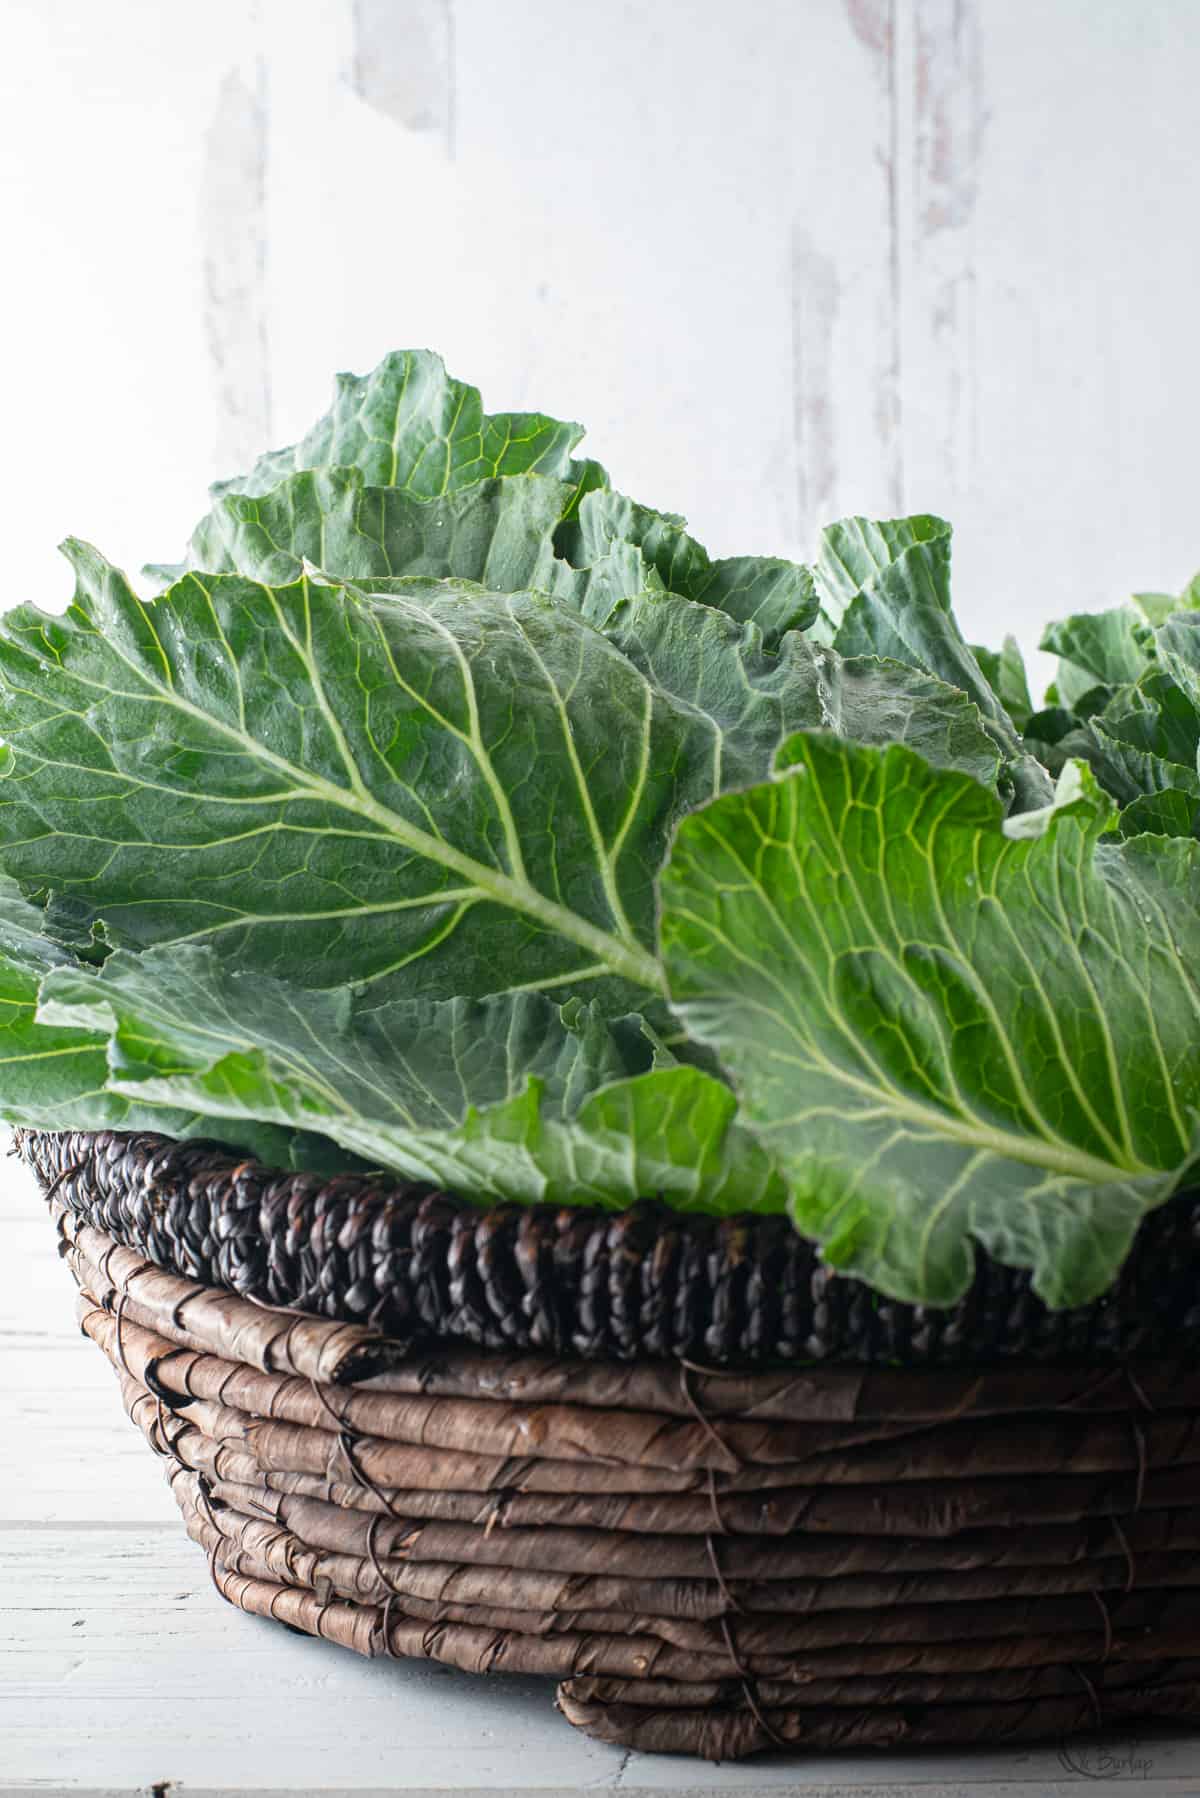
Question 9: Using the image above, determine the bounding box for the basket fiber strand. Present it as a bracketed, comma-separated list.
[21, 1127, 1200, 1761]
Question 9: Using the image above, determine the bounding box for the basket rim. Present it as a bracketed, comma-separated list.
[16, 1124, 1200, 1370]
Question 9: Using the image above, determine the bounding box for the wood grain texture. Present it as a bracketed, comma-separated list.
[351, 0, 455, 157]
[202, 55, 273, 479]
[841, 0, 905, 517]
[8, 0, 1200, 660]
[900, 0, 985, 501]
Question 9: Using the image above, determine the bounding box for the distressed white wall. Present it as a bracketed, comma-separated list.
[4, 0, 1199, 674]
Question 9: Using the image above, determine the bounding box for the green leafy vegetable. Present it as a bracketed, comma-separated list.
[811, 514, 947, 641]
[0, 551, 693, 1005]
[1133, 572, 1200, 627]
[659, 738, 1200, 1306]
[39, 950, 784, 1211]
[1031, 601, 1200, 839]
[1040, 605, 1153, 706]
[970, 635, 1034, 734]
[2, 344, 1198, 1313]
[1119, 789, 1200, 839]
[213, 347, 599, 505]
[165, 352, 814, 649]
[811, 515, 1051, 811]
[0, 876, 315, 1165]
[1157, 613, 1200, 714]
[0, 546, 999, 1012]
[0, 876, 158, 1129]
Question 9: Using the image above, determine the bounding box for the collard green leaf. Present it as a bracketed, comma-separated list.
[1044, 722, 1200, 809]
[812, 518, 1052, 812]
[811, 515, 948, 642]
[188, 466, 573, 595]
[184, 463, 666, 631]
[0, 546, 1002, 1019]
[1156, 612, 1200, 717]
[1133, 591, 1182, 628]
[659, 736, 1200, 1308]
[681, 557, 817, 643]
[1027, 661, 1200, 825]
[1022, 706, 1078, 749]
[0, 878, 151, 1129]
[172, 350, 815, 648]
[194, 465, 814, 650]
[180, 464, 812, 648]
[212, 348, 597, 504]
[971, 635, 1034, 733]
[1133, 574, 1200, 626]
[1096, 671, 1200, 786]
[0, 550, 698, 1005]
[1040, 606, 1153, 712]
[823, 523, 1010, 735]
[0, 877, 313, 1163]
[559, 488, 817, 644]
[1119, 788, 1200, 839]
[39, 949, 785, 1211]
[589, 604, 1000, 791]
[171, 462, 995, 792]
[810, 516, 1049, 804]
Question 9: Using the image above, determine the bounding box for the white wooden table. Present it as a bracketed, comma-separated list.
[6, 1154, 1200, 1796]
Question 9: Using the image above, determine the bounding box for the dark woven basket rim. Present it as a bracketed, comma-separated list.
[16, 1126, 1200, 1369]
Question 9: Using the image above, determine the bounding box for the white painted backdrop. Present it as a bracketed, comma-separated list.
[4, 0, 1199, 674]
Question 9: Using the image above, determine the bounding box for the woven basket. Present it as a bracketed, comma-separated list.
[19, 1127, 1200, 1761]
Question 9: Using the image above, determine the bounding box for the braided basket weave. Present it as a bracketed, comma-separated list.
[20, 1127, 1200, 1761]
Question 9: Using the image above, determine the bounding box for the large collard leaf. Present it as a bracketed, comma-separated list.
[0, 551, 684, 1005]
[1137, 575, 1200, 640]
[970, 636, 1034, 733]
[817, 517, 1011, 739]
[174, 465, 995, 788]
[1040, 720, 1200, 811]
[0, 548, 1001, 1013]
[1132, 569, 1200, 629]
[557, 488, 817, 644]
[182, 462, 814, 649]
[1156, 612, 1200, 715]
[0, 877, 156, 1129]
[1101, 670, 1200, 773]
[0, 877, 311, 1163]
[1040, 606, 1154, 712]
[1095, 618, 1200, 838]
[38, 949, 785, 1211]
[590, 600, 999, 791]
[810, 516, 1051, 809]
[1119, 789, 1200, 839]
[811, 515, 947, 642]
[659, 737, 1200, 1308]
[168, 349, 814, 647]
[211, 348, 600, 507]
[179, 465, 671, 628]
[1034, 658, 1200, 830]
[1133, 591, 1184, 629]
[187, 467, 574, 595]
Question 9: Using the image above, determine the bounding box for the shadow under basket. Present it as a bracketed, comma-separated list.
[19, 1128, 1200, 1761]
